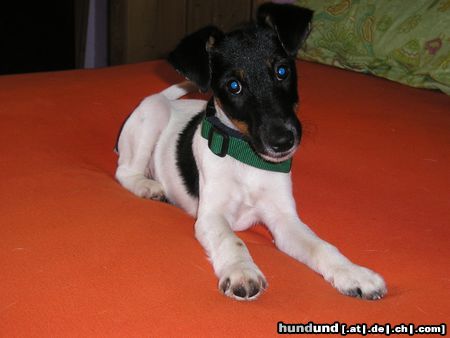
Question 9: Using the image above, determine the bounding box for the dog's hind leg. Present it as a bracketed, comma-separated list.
[116, 82, 197, 200]
[115, 93, 172, 201]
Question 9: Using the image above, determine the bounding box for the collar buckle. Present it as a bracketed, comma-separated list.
[208, 124, 229, 157]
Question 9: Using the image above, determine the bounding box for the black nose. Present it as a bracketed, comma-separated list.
[268, 129, 295, 153]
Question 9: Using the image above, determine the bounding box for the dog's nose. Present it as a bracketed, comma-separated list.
[268, 130, 295, 153]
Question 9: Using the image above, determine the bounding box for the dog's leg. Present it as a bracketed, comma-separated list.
[116, 94, 170, 201]
[263, 207, 387, 300]
[195, 213, 267, 301]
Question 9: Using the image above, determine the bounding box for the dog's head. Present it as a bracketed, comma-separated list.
[168, 3, 313, 162]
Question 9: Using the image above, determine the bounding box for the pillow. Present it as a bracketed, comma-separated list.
[296, 0, 450, 94]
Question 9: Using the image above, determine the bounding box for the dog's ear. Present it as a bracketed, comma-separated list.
[168, 26, 224, 92]
[257, 3, 313, 56]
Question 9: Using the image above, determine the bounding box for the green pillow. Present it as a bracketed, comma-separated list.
[296, 0, 450, 94]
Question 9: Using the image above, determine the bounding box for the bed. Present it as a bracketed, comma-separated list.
[1, 58, 449, 335]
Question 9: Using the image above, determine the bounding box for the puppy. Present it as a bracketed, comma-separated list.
[115, 3, 387, 301]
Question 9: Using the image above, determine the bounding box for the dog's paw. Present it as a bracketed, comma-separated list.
[328, 264, 387, 300]
[134, 178, 166, 201]
[219, 262, 267, 301]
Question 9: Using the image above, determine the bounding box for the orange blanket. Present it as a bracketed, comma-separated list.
[1, 60, 449, 336]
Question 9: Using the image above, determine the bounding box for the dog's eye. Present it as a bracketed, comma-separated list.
[227, 80, 242, 95]
[275, 65, 289, 80]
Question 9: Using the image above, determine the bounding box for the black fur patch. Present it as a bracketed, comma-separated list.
[176, 112, 204, 197]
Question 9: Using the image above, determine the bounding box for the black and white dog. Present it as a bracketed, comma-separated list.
[115, 3, 386, 301]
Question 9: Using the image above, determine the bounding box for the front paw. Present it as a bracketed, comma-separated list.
[219, 262, 267, 301]
[134, 178, 166, 201]
[328, 264, 387, 300]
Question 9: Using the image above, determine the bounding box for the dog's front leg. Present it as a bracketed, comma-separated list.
[195, 213, 267, 300]
[263, 211, 387, 300]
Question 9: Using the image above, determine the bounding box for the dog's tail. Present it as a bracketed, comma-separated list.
[161, 81, 198, 101]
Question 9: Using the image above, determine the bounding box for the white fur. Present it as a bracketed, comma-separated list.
[116, 82, 387, 301]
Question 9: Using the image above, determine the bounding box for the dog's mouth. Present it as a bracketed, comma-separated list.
[258, 144, 299, 163]
[254, 124, 301, 163]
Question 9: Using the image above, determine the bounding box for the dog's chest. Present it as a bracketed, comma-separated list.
[201, 159, 276, 230]
[227, 183, 262, 231]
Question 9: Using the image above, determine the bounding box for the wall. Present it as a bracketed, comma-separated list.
[109, 0, 271, 65]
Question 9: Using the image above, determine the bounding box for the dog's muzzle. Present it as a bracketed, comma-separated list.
[266, 127, 295, 153]
[259, 120, 301, 161]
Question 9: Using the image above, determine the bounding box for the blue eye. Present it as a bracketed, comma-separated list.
[227, 80, 242, 95]
[276, 65, 288, 80]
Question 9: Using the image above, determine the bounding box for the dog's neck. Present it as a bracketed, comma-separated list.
[212, 98, 240, 132]
[201, 98, 292, 173]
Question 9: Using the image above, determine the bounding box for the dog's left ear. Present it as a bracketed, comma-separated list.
[257, 3, 313, 56]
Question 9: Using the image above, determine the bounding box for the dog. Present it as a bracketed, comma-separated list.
[115, 3, 387, 301]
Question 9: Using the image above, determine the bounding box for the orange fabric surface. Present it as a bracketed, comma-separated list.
[0, 60, 449, 337]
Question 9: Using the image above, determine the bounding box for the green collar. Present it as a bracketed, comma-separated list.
[200, 101, 292, 173]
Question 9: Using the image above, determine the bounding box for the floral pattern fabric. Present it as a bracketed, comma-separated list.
[296, 0, 450, 94]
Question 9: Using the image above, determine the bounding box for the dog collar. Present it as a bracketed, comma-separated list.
[200, 100, 292, 173]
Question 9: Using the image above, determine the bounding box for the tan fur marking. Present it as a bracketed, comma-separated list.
[215, 98, 223, 109]
[232, 119, 249, 135]
[206, 36, 216, 51]
[237, 69, 245, 81]
[216, 98, 249, 135]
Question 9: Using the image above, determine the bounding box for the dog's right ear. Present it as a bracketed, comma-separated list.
[168, 26, 224, 92]
[257, 3, 313, 56]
